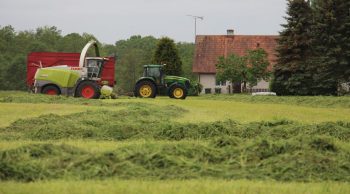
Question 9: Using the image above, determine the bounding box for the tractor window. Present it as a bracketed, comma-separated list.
[146, 67, 160, 78]
[87, 59, 103, 78]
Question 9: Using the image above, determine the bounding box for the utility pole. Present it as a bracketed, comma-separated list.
[187, 15, 204, 41]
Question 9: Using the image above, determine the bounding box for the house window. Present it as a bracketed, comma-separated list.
[215, 79, 226, 86]
[205, 88, 212, 94]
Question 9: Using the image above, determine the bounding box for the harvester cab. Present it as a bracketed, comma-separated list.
[85, 57, 106, 79]
[33, 40, 113, 99]
[78, 41, 106, 79]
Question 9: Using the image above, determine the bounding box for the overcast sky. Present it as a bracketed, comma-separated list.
[0, 0, 287, 44]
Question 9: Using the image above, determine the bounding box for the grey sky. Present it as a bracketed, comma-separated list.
[0, 0, 287, 44]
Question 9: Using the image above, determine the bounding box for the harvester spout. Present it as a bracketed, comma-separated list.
[79, 40, 100, 68]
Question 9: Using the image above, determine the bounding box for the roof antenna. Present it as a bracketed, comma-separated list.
[187, 15, 204, 41]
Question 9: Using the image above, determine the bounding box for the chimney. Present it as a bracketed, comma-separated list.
[227, 29, 234, 35]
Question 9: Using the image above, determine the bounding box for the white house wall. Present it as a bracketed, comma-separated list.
[199, 73, 270, 94]
[199, 74, 217, 93]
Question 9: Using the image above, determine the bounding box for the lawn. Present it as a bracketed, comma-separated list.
[0, 91, 349, 194]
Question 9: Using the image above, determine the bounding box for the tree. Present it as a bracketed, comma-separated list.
[311, 0, 350, 95]
[0, 25, 16, 55]
[246, 49, 271, 90]
[271, 0, 313, 95]
[2, 55, 27, 90]
[35, 26, 62, 51]
[153, 37, 182, 76]
[177, 42, 196, 80]
[58, 33, 86, 53]
[118, 49, 145, 92]
[216, 48, 270, 92]
[216, 54, 246, 92]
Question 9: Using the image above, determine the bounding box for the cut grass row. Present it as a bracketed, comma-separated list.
[0, 103, 124, 128]
[1, 179, 349, 194]
[1, 139, 349, 181]
[1, 106, 349, 141]
[2, 91, 350, 108]
[0, 140, 207, 153]
[1, 91, 350, 128]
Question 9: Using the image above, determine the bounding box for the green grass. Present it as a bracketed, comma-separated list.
[1, 179, 349, 194]
[114, 97, 350, 123]
[0, 139, 206, 153]
[0, 91, 350, 194]
[1, 116, 349, 181]
[197, 94, 350, 108]
[0, 103, 124, 128]
[1, 91, 350, 124]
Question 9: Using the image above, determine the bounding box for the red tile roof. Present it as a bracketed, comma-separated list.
[193, 35, 279, 73]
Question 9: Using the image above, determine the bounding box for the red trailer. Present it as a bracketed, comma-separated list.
[27, 52, 115, 89]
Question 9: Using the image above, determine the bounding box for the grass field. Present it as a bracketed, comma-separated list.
[114, 98, 350, 123]
[0, 91, 349, 194]
[1, 179, 349, 194]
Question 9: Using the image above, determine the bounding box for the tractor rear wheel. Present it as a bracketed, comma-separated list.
[169, 85, 187, 99]
[42, 85, 61, 96]
[76, 81, 101, 99]
[135, 80, 156, 98]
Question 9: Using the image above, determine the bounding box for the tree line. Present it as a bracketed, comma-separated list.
[271, 0, 350, 95]
[0, 26, 195, 92]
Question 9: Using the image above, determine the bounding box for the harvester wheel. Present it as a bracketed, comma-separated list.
[169, 85, 187, 99]
[76, 81, 101, 99]
[135, 80, 156, 98]
[42, 85, 61, 95]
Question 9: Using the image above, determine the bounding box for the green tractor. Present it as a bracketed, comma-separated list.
[134, 64, 190, 99]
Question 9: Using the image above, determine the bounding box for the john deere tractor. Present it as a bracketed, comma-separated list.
[33, 40, 113, 99]
[134, 64, 190, 99]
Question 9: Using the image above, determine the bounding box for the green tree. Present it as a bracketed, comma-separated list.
[2, 56, 27, 90]
[58, 33, 86, 52]
[118, 49, 145, 92]
[216, 54, 246, 93]
[312, 0, 350, 95]
[216, 49, 271, 93]
[271, 0, 313, 95]
[153, 37, 182, 76]
[246, 49, 271, 90]
[34, 26, 62, 51]
[0, 25, 16, 55]
[177, 42, 196, 80]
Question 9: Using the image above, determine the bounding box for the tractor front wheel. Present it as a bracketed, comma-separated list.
[42, 85, 61, 96]
[135, 80, 156, 98]
[169, 85, 187, 99]
[76, 81, 101, 99]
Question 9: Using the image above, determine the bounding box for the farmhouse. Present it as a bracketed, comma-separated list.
[193, 30, 278, 94]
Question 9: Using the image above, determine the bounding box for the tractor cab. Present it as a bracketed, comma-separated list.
[143, 65, 164, 85]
